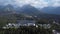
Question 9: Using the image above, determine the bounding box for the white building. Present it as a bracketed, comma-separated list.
[52, 30, 60, 34]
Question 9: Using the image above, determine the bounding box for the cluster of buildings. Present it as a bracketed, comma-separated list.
[3, 20, 59, 29]
[2, 23, 51, 29]
[2, 23, 35, 29]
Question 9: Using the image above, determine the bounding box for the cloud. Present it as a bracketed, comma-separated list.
[13, 0, 60, 8]
[14, 0, 49, 8]
[0, 0, 60, 8]
[51, 0, 60, 7]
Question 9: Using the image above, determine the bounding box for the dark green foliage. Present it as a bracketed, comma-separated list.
[36, 18, 49, 24]
[0, 14, 17, 27]
[0, 26, 52, 34]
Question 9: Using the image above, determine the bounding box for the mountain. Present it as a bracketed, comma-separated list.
[18, 4, 43, 16]
[41, 7, 60, 15]
[0, 4, 16, 15]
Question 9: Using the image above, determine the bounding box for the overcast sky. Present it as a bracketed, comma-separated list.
[0, 0, 60, 8]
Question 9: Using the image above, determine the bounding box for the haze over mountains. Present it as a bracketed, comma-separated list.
[41, 7, 60, 15]
[0, 4, 42, 16]
[0, 4, 60, 17]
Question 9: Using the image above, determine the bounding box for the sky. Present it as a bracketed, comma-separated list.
[0, 0, 60, 8]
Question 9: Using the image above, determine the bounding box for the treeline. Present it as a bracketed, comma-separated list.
[0, 26, 52, 34]
[0, 24, 60, 34]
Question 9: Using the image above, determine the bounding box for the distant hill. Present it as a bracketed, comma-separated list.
[41, 7, 60, 15]
[0, 4, 16, 15]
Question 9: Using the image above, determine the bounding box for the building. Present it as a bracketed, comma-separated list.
[52, 30, 60, 34]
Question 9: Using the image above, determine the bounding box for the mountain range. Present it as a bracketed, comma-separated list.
[0, 4, 60, 19]
[0, 4, 43, 16]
